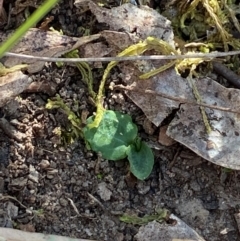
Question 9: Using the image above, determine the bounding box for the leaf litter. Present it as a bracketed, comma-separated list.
[74, 0, 240, 170]
[1, 0, 240, 240]
[74, 0, 174, 42]
[0, 28, 100, 73]
[0, 71, 31, 108]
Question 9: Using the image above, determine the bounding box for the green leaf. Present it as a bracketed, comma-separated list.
[127, 141, 154, 180]
[83, 110, 138, 160]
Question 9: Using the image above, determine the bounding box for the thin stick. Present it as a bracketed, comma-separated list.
[0, 194, 28, 209]
[4, 49, 240, 63]
[114, 84, 240, 114]
[212, 62, 240, 88]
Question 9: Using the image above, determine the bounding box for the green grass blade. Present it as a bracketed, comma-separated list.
[0, 0, 60, 58]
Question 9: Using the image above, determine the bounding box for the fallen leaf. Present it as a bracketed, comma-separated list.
[120, 64, 240, 169]
[81, 41, 112, 68]
[1, 28, 100, 73]
[121, 65, 191, 127]
[0, 71, 31, 107]
[135, 215, 206, 241]
[75, 0, 174, 44]
[25, 80, 57, 96]
[167, 77, 240, 170]
[0, 227, 97, 241]
[39, 16, 54, 30]
[78, 0, 240, 170]
[100, 30, 139, 50]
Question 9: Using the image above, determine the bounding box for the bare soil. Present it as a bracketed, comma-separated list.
[1, 1, 240, 241]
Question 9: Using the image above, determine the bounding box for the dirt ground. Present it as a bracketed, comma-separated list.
[1, 0, 240, 241]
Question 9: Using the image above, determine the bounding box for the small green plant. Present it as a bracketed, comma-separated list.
[46, 95, 154, 179]
[47, 40, 161, 180]
[83, 110, 154, 180]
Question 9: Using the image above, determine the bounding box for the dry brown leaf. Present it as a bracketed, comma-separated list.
[25, 80, 57, 96]
[120, 65, 191, 126]
[74, 0, 174, 44]
[135, 215, 206, 241]
[167, 77, 240, 170]
[39, 16, 54, 30]
[1, 28, 100, 73]
[101, 30, 139, 50]
[82, 42, 111, 57]
[122, 65, 240, 169]
[0, 71, 31, 107]
[81, 41, 112, 68]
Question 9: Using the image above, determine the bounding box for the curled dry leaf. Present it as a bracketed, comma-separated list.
[0, 71, 31, 107]
[135, 214, 206, 241]
[39, 16, 55, 30]
[1, 28, 100, 73]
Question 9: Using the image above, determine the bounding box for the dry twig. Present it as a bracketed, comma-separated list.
[5, 49, 240, 63]
[114, 84, 240, 114]
[212, 62, 240, 88]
